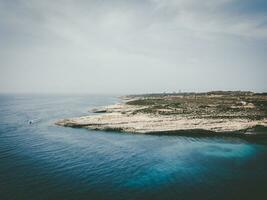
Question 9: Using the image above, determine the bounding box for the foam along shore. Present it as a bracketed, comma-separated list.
[55, 92, 267, 136]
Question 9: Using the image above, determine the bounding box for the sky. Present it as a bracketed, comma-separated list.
[0, 0, 267, 94]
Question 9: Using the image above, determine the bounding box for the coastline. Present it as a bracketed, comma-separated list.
[55, 92, 267, 136]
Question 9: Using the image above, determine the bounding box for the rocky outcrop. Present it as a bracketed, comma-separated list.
[55, 111, 267, 134]
[55, 92, 267, 136]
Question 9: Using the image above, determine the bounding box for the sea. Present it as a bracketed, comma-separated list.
[0, 94, 267, 200]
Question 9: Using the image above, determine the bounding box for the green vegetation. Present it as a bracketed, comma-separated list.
[126, 92, 267, 120]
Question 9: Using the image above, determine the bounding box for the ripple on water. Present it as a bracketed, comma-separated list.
[0, 95, 267, 200]
[124, 136, 258, 188]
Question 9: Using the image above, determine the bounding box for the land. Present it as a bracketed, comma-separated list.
[55, 91, 267, 136]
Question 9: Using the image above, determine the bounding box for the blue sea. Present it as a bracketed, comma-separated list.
[0, 94, 267, 200]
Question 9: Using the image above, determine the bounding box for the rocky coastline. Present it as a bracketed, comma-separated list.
[56, 91, 267, 136]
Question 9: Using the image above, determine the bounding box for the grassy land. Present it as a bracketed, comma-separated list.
[126, 92, 267, 120]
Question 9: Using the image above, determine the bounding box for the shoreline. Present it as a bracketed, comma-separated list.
[55, 92, 267, 136]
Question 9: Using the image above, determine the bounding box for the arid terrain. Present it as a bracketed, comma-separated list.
[56, 91, 267, 136]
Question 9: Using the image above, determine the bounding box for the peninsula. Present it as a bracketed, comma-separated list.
[56, 91, 267, 136]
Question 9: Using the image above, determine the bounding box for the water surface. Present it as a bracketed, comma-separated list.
[0, 94, 267, 200]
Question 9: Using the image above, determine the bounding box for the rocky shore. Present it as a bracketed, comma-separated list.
[56, 91, 267, 136]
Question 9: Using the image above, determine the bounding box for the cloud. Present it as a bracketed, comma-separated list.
[0, 0, 266, 93]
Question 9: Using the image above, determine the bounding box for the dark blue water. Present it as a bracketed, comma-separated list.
[0, 94, 267, 200]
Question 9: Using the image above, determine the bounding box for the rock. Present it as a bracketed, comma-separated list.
[55, 92, 267, 136]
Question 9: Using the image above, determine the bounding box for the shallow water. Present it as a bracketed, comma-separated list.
[0, 94, 267, 200]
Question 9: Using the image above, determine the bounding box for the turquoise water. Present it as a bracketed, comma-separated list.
[0, 94, 267, 200]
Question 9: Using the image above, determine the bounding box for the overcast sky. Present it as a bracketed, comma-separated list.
[0, 0, 267, 94]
